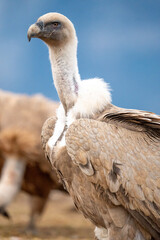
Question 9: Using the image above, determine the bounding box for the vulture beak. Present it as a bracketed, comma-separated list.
[27, 21, 44, 42]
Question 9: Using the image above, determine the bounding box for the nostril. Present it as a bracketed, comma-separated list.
[36, 21, 44, 30]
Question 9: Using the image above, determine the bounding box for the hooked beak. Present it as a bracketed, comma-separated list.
[27, 21, 44, 42]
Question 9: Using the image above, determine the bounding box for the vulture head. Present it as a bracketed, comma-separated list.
[27, 12, 81, 113]
[27, 12, 77, 47]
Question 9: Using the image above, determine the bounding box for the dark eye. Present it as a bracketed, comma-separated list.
[45, 21, 61, 28]
[52, 22, 59, 27]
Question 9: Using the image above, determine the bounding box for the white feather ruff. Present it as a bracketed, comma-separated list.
[67, 78, 111, 126]
[48, 78, 111, 150]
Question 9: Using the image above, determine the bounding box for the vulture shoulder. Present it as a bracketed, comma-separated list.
[65, 108, 160, 239]
[99, 105, 160, 139]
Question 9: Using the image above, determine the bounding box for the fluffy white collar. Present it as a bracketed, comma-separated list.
[67, 78, 111, 126]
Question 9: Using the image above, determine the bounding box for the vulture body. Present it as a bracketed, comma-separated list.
[0, 90, 63, 231]
[28, 13, 160, 240]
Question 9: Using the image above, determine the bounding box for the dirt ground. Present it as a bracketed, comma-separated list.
[0, 191, 94, 240]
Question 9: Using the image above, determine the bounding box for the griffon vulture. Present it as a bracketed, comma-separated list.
[28, 13, 160, 240]
[0, 90, 64, 232]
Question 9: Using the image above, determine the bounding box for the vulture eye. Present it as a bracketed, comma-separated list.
[52, 22, 59, 27]
[45, 21, 61, 28]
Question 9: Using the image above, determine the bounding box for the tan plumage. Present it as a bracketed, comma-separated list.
[42, 106, 160, 240]
[0, 90, 64, 231]
[28, 13, 160, 239]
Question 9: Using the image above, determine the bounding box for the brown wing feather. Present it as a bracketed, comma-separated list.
[99, 105, 160, 140]
[65, 118, 160, 239]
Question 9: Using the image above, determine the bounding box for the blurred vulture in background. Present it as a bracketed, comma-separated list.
[28, 13, 160, 240]
[0, 90, 64, 232]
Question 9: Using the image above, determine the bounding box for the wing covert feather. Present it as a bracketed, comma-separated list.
[41, 117, 56, 152]
[99, 105, 160, 139]
[65, 118, 160, 232]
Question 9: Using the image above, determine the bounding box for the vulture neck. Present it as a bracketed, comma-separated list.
[49, 42, 81, 113]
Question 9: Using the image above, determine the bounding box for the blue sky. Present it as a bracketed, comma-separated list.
[0, 0, 160, 114]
